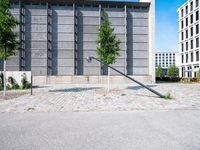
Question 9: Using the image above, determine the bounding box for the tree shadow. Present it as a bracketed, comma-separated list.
[48, 87, 101, 92]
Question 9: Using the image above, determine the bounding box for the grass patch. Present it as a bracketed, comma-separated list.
[163, 92, 173, 100]
[121, 93, 126, 96]
[27, 107, 35, 111]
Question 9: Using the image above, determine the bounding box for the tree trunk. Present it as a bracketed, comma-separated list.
[107, 67, 110, 92]
[3, 47, 6, 97]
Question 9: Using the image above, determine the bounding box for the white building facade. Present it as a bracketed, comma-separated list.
[178, 0, 200, 78]
[155, 52, 179, 76]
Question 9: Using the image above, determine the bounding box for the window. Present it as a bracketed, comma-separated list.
[190, 14, 193, 24]
[196, 37, 199, 47]
[191, 27, 193, 36]
[196, 11, 199, 21]
[182, 67, 185, 77]
[181, 9, 184, 17]
[191, 52, 194, 62]
[196, 0, 199, 7]
[186, 17, 188, 26]
[186, 18, 189, 27]
[191, 40, 194, 49]
[186, 54, 188, 63]
[191, 1, 193, 11]
[186, 30, 188, 38]
[182, 32, 184, 40]
[186, 5, 188, 14]
[186, 42, 189, 50]
[181, 21, 184, 29]
[182, 43, 184, 52]
[196, 51, 199, 61]
[196, 24, 199, 34]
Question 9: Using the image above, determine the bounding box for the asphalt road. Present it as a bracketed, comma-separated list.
[0, 110, 200, 150]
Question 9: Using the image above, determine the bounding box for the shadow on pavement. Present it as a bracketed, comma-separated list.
[127, 85, 157, 91]
[48, 87, 102, 93]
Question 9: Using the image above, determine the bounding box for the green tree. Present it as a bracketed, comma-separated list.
[0, 0, 20, 96]
[96, 11, 120, 91]
[156, 66, 163, 77]
[197, 69, 200, 81]
[167, 65, 179, 78]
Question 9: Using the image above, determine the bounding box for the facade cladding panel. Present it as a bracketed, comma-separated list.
[51, 5, 74, 75]
[2, 0, 154, 79]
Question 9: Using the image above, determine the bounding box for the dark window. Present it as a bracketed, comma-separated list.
[181, 20, 184, 29]
[182, 32, 184, 40]
[196, 51, 199, 61]
[186, 42, 188, 50]
[196, 0, 199, 7]
[186, 54, 188, 63]
[191, 27, 193, 36]
[186, 17, 188, 26]
[191, 52, 194, 62]
[182, 43, 184, 52]
[186, 30, 188, 38]
[196, 24, 199, 34]
[191, 40, 194, 49]
[190, 14, 193, 24]
[181, 9, 184, 17]
[186, 5, 188, 14]
[196, 38, 199, 47]
[196, 11, 199, 21]
[191, 1, 193, 11]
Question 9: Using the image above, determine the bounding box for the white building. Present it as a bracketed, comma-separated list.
[178, 0, 200, 78]
[155, 52, 179, 76]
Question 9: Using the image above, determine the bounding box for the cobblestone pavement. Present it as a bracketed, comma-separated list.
[0, 83, 200, 112]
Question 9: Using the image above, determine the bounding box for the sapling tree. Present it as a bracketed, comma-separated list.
[96, 11, 120, 91]
[0, 0, 20, 96]
[167, 64, 179, 78]
[156, 66, 163, 78]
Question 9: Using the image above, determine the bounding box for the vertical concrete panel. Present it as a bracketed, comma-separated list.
[77, 7, 99, 75]
[52, 5, 74, 75]
[25, 4, 48, 75]
[127, 8, 150, 75]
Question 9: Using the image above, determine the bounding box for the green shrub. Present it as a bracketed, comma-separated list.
[167, 65, 179, 78]
[156, 66, 163, 78]
[21, 73, 31, 89]
[0, 72, 3, 88]
[164, 92, 173, 100]
[8, 76, 20, 89]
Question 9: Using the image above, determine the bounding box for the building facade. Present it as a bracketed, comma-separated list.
[0, 0, 155, 83]
[155, 52, 179, 76]
[178, 0, 200, 78]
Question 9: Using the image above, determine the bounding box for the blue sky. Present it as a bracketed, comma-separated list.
[156, 0, 186, 52]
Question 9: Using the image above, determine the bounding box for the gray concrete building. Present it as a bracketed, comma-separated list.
[1, 0, 155, 83]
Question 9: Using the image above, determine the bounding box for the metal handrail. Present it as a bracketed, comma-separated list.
[87, 56, 165, 98]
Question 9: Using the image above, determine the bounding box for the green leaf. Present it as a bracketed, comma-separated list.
[96, 11, 121, 65]
[0, 0, 20, 60]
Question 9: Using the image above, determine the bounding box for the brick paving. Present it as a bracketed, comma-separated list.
[0, 83, 200, 112]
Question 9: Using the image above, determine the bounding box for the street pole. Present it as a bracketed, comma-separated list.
[108, 67, 110, 92]
[3, 47, 6, 97]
